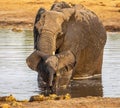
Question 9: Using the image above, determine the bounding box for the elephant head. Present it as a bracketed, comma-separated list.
[35, 7, 76, 52]
[45, 50, 76, 92]
[36, 50, 75, 94]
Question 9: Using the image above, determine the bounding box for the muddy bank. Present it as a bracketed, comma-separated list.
[1, 96, 120, 108]
[0, 0, 120, 31]
[0, 20, 120, 32]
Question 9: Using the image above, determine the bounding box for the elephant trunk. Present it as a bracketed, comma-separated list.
[37, 30, 57, 93]
[37, 30, 56, 55]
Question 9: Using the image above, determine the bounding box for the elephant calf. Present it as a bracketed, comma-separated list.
[27, 50, 75, 93]
[26, 2, 107, 94]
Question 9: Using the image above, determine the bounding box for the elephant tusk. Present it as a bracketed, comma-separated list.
[52, 51, 55, 55]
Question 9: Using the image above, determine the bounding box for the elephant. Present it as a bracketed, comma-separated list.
[36, 50, 75, 94]
[26, 2, 107, 94]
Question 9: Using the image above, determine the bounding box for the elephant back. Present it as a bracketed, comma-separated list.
[59, 7, 107, 78]
[74, 8, 106, 78]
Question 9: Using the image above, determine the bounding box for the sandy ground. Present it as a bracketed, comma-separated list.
[0, 0, 120, 108]
[0, 0, 120, 31]
[1, 96, 120, 108]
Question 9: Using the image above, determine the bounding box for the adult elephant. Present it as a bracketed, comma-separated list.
[26, 2, 107, 94]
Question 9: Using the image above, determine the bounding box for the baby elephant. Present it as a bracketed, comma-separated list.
[35, 50, 75, 94]
[45, 51, 75, 90]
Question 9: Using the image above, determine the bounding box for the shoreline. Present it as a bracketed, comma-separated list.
[0, 0, 120, 32]
[1, 95, 120, 108]
[1, 21, 120, 32]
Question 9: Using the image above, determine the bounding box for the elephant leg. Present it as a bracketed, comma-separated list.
[94, 49, 104, 75]
[55, 64, 74, 91]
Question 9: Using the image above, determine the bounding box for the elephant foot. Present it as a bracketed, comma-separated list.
[39, 86, 54, 96]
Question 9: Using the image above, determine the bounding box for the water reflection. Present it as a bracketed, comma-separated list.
[70, 78, 103, 97]
[56, 77, 103, 97]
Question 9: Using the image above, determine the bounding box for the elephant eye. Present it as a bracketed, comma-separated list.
[56, 5, 61, 7]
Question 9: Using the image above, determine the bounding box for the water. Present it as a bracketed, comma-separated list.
[0, 29, 39, 100]
[102, 32, 120, 97]
[0, 29, 120, 100]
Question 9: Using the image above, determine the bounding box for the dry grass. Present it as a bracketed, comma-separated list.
[0, 0, 120, 30]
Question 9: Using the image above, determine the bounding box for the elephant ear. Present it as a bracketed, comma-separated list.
[60, 8, 75, 21]
[33, 8, 46, 50]
[26, 50, 41, 71]
[26, 50, 48, 71]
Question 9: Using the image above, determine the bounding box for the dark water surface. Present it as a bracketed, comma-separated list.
[0, 29, 120, 100]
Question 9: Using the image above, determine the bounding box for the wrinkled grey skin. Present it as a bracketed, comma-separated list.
[27, 2, 107, 94]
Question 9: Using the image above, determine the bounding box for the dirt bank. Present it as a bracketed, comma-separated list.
[0, 0, 120, 31]
[1, 96, 120, 108]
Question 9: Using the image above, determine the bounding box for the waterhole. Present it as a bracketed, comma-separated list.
[0, 29, 120, 100]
